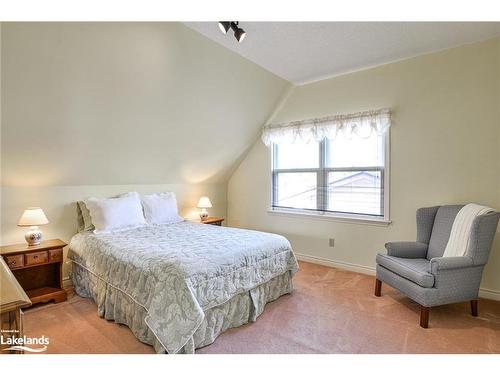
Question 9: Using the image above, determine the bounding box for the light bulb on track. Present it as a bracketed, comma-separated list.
[218, 22, 231, 34]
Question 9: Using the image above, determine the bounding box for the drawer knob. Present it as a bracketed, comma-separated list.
[34, 255, 38, 258]
[11, 260, 16, 265]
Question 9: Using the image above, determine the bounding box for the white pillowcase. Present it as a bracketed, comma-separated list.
[85, 192, 146, 233]
[141, 192, 183, 225]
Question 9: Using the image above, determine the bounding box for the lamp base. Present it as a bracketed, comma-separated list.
[199, 209, 209, 221]
[25, 226, 43, 246]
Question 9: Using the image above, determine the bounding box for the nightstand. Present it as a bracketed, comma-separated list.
[202, 217, 225, 226]
[0, 239, 67, 306]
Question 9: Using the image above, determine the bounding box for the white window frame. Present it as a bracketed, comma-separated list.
[267, 129, 391, 226]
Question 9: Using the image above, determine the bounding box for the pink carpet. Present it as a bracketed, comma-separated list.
[23, 261, 500, 354]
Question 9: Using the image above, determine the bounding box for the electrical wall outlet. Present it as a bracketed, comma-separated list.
[329, 238, 335, 247]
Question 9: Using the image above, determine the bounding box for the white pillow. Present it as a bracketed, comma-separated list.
[141, 192, 183, 225]
[85, 192, 146, 233]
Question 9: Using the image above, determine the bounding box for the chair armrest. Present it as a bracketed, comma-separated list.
[385, 241, 428, 258]
[429, 256, 474, 275]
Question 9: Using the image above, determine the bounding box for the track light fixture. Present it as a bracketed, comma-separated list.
[218, 21, 246, 43]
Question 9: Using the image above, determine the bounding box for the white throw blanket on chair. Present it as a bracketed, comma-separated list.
[443, 203, 495, 257]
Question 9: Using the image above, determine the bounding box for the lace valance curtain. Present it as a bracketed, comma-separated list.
[261, 108, 391, 146]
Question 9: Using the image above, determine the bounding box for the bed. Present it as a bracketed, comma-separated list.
[68, 220, 298, 353]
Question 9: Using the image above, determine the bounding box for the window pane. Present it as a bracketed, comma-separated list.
[327, 171, 382, 215]
[326, 132, 384, 168]
[275, 172, 317, 210]
[275, 140, 319, 169]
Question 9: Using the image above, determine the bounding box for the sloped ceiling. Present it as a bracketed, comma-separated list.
[186, 22, 500, 84]
[1, 22, 289, 187]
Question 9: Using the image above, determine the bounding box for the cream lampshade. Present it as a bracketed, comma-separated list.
[18, 207, 49, 246]
[197, 197, 212, 221]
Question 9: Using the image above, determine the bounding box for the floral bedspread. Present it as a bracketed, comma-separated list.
[68, 221, 298, 353]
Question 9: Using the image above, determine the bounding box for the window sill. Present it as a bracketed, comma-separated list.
[267, 208, 392, 226]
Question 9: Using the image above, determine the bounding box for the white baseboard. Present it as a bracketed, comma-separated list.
[295, 253, 376, 276]
[478, 288, 500, 301]
[295, 252, 500, 302]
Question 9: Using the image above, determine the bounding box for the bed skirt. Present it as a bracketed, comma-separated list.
[71, 262, 294, 353]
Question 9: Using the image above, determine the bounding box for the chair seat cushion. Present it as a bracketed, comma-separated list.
[376, 254, 434, 288]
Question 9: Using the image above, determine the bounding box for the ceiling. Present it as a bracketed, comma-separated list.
[185, 22, 500, 84]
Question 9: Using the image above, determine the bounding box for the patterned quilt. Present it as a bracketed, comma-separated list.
[68, 221, 298, 353]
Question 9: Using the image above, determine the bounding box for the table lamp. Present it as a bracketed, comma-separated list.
[197, 197, 212, 221]
[17, 207, 49, 246]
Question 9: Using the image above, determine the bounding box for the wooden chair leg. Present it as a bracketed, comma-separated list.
[470, 300, 478, 317]
[420, 306, 430, 328]
[374, 279, 382, 297]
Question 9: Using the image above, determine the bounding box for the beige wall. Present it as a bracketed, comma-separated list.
[1, 23, 288, 187]
[228, 38, 500, 295]
[0, 23, 289, 279]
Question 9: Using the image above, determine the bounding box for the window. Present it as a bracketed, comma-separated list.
[271, 130, 389, 221]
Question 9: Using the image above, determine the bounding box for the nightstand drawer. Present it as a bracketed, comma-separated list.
[48, 248, 63, 262]
[25, 251, 48, 266]
[4, 254, 24, 269]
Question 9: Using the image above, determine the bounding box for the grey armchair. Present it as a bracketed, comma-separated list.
[375, 205, 499, 328]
